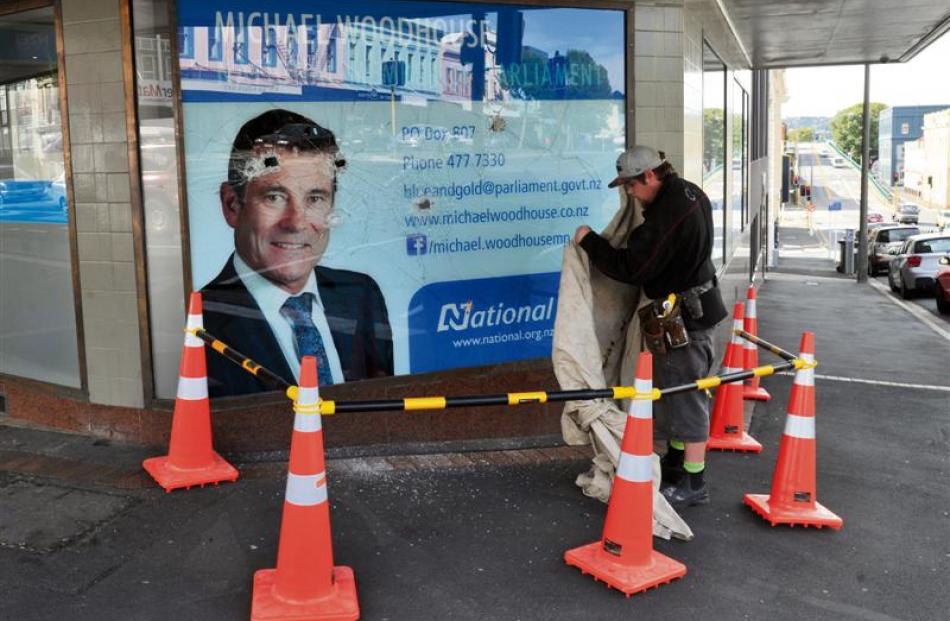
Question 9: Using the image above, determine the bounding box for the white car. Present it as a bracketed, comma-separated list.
[832, 157, 846, 168]
[888, 233, 950, 298]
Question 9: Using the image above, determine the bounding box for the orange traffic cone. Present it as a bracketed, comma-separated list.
[744, 332, 843, 529]
[742, 285, 771, 402]
[251, 356, 359, 621]
[564, 352, 686, 596]
[708, 302, 762, 453]
[143, 292, 238, 491]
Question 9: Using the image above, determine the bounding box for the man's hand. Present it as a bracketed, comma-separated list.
[574, 225, 592, 245]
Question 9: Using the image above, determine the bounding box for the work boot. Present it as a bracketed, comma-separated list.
[660, 476, 709, 510]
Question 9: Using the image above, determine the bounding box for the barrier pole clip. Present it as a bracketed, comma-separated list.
[633, 388, 662, 401]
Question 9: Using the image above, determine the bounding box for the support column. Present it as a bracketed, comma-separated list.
[63, 0, 144, 407]
[856, 64, 871, 282]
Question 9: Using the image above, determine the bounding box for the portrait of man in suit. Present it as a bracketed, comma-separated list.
[201, 108, 393, 397]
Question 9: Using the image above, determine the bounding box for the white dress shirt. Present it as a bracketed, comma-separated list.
[233, 254, 345, 384]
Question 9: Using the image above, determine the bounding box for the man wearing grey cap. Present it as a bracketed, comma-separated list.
[573, 145, 727, 510]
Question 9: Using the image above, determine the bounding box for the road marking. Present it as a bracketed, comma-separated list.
[866, 278, 950, 343]
[777, 371, 950, 392]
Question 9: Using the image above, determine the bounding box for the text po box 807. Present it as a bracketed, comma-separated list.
[401, 125, 476, 142]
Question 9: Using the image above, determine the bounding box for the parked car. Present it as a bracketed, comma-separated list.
[935, 254, 950, 314]
[831, 157, 846, 168]
[867, 225, 919, 275]
[936, 209, 950, 231]
[887, 233, 950, 299]
[867, 212, 884, 224]
[893, 203, 920, 224]
[0, 178, 53, 206]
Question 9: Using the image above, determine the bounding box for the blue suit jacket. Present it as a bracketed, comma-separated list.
[200, 256, 393, 397]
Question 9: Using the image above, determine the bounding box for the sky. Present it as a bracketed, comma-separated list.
[782, 31, 950, 118]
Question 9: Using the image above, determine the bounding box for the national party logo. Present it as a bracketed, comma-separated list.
[408, 273, 560, 373]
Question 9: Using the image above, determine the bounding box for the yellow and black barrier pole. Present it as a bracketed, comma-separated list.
[188, 328, 294, 395]
[661, 358, 802, 397]
[193, 326, 815, 416]
[734, 329, 797, 362]
[312, 358, 815, 415]
[312, 385, 661, 416]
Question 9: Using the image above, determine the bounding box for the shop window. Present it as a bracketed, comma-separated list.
[347, 41, 356, 79]
[365, 44, 372, 82]
[728, 78, 747, 258]
[307, 26, 318, 70]
[234, 24, 248, 65]
[160, 39, 172, 77]
[0, 6, 81, 388]
[137, 36, 158, 79]
[287, 26, 298, 69]
[208, 24, 223, 62]
[131, 0, 186, 399]
[264, 26, 278, 68]
[702, 40, 726, 269]
[327, 35, 337, 73]
[178, 26, 194, 59]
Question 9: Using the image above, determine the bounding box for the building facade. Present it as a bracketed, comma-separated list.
[878, 104, 950, 187]
[0, 0, 775, 452]
[902, 107, 950, 211]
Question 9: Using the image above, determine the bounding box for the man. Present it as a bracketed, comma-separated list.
[201, 109, 393, 397]
[573, 145, 727, 509]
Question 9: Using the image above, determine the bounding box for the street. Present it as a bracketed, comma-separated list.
[780, 142, 949, 324]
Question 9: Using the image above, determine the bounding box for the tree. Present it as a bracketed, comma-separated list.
[505, 47, 612, 100]
[564, 49, 612, 99]
[787, 127, 815, 142]
[830, 102, 887, 163]
[703, 108, 724, 173]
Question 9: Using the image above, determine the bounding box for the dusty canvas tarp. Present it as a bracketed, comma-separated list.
[552, 191, 693, 541]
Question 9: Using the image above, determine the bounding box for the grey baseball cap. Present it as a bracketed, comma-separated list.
[607, 145, 664, 188]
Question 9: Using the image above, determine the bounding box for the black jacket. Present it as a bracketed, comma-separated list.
[580, 174, 716, 298]
[200, 255, 393, 397]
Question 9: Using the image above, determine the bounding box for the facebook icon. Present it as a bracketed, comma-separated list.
[406, 234, 428, 256]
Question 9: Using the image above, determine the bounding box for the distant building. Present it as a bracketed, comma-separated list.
[175, 18, 505, 104]
[902, 108, 950, 211]
[878, 105, 950, 187]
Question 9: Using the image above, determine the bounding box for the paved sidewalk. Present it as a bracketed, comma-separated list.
[2, 268, 948, 620]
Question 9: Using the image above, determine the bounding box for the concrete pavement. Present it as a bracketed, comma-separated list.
[2, 250, 949, 620]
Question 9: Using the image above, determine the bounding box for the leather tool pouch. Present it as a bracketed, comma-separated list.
[638, 298, 690, 355]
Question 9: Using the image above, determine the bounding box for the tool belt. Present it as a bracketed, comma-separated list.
[637, 294, 690, 355]
[638, 280, 723, 354]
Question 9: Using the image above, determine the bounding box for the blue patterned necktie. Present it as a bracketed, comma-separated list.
[280, 293, 333, 386]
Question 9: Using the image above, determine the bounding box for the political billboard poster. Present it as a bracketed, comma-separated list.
[177, 0, 625, 396]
